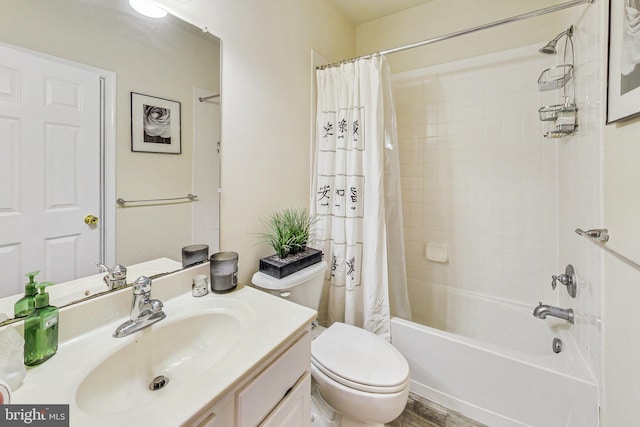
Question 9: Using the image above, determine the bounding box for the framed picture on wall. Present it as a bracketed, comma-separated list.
[607, 0, 640, 123]
[131, 92, 181, 153]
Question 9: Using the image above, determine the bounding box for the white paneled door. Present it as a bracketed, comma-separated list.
[0, 44, 103, 297]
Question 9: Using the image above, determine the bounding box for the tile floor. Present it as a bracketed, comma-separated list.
[386, 393, 487, 427]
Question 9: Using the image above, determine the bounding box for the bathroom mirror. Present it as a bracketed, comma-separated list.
[0, 0, 221, 320]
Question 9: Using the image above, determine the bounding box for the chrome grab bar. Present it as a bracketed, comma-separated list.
[575, 228, 609, 242]
[116, 193, 198, 206]
[576, 227, 640, 273]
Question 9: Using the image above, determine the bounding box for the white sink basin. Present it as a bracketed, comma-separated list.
[76, 298, 251, 415]
[8, 263, 316, 427]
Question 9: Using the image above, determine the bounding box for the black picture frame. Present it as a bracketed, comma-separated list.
[607, 0, 640, 123]
[131, 92, 181, 153]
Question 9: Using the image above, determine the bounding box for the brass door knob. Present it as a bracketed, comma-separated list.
[84, 215, 99, 225]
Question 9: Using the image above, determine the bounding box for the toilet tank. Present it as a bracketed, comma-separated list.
[251, 261, 327, 310]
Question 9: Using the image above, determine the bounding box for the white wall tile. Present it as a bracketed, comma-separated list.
[392, 32, 603, 386]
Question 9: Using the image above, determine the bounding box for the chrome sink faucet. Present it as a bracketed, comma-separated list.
[113, 276, 166, 338]
[96, 262, 127, 290]
[533, 302, 574, 324]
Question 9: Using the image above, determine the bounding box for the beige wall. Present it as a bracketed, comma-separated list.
[356, 0, 571, 72]
[602, 119, 640, 425]
[3, 0, 353, 281]
[1, 0, 220, 265]
[156, 0, 355, 283]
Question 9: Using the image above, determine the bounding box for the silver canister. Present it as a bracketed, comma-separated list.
[209, 251, 238, 293]
[192, 274, 209, 297]
[182, 244, 210, 268]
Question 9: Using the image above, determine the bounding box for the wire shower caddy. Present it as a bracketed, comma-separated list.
[537, 26, 578, 139]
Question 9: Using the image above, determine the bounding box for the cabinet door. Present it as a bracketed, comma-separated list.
[190, 391, 234, 427]
[236, 332, 310, 427]
[260, 372, 311, 427]
[192, 410, 216, 427]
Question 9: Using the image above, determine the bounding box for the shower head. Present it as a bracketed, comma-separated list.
[539, 41, 560, 55]
[539, 25, 574, 55]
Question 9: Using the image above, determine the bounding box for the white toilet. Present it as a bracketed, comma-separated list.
[251, 261, 410, 427]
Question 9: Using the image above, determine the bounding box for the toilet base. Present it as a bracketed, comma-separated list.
[311, 362, 409, 426]
[310, 390, 339, 427]
[311, 382, 385, 427]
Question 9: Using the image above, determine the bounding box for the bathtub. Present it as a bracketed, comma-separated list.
[390, 284, 598, 427]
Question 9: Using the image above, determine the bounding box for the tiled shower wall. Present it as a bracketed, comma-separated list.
[558, 3, 605, 387]
[393, 45, 559, 310]
[392, 35, 602, 383]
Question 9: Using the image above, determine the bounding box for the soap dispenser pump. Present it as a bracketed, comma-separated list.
[23, 282, 58, 366]
[13, 271, 40, 318]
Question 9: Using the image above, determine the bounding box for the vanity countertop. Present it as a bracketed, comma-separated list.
[6, 263, 317, 426]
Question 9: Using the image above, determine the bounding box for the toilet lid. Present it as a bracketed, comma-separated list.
[311, 322, 409, 393]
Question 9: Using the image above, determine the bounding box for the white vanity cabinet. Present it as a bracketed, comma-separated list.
[9, 265, 317, 427]
[189, 329, 312, 427]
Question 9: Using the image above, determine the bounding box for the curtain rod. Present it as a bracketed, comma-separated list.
[318, 0, 594, 69]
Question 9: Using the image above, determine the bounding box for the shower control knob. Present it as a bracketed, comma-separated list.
[551, 274, 570, 289]
[551, 264, 577, 298]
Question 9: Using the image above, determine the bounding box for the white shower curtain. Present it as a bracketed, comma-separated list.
[311, 56, 411, 341]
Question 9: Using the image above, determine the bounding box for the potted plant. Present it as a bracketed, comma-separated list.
[257, 207, 322, 278]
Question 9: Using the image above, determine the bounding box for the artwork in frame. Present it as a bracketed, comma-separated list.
[607, 0, 640, 123]
[131, 92, 181, 153]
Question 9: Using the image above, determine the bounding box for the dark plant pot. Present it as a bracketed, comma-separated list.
[259, 248, 322, 279]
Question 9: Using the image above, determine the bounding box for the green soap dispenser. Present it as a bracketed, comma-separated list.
[13, 271, 40, 318]
[23, 282, 58, 366]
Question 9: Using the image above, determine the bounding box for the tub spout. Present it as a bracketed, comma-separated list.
[533, 302, 574, 324]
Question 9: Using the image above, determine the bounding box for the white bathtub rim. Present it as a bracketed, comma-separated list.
[391, 317, 599, 427]
[399, 280, 597, 383]
[407, 278, 572, 322]
[390, 317, 596, 386]
[407, 279, 578, 352]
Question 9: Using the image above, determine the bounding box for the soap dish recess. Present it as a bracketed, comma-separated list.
[425, 243, 448, 263]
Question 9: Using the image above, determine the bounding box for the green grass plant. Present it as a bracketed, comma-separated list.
[258, 207, 317, 259]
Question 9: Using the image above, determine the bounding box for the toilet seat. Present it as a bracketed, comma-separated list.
[311, 322, 409, 394]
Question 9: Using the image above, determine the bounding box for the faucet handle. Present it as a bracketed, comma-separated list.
[112, 264, 127, 280]
[551, 274, 570, 289]
[550, 265, 577, 298]
[552, 272, 572, 285]
[96, 262, 112, 274]
[132, 276, 152, 295]
[150, 299, 164, 312]
[96, 263, 127, 279]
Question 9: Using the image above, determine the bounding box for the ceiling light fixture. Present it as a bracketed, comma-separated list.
[128, 0, 167, 18]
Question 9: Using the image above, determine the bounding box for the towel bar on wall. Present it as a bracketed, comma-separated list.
[116, 193, 198, 206]
[575, 228, 609, 242]
[576, 227, 640, 273]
